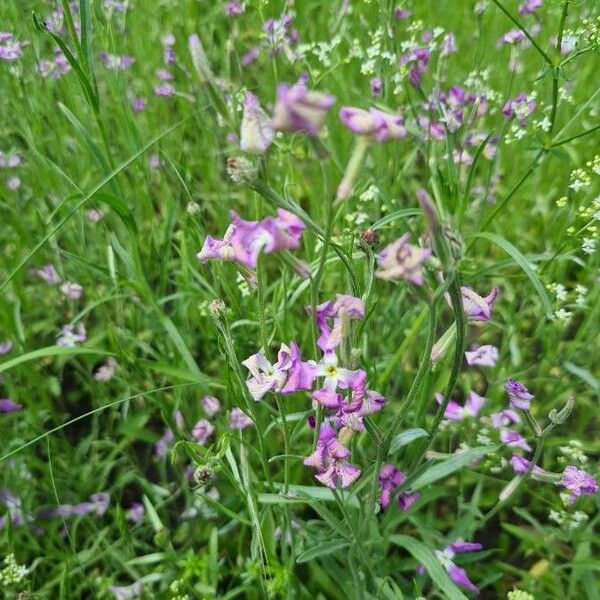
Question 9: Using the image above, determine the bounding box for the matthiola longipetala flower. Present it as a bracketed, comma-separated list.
[0, 340, 12, 355]
[99, 52, 135, 70]
[94, 357, 118, 381]
[0, 399, 22, 413]
[240, 92, 274, 154]
[202, 395, 220, 417]
[436, 391, 487, 421]
[229, 407, 253, 430]
[434, 541, 483, 594]
[503, 93, 536, 125]
[465, 345, 498, 367]
[272, 82, 335, 135]
[505, 378, 534, 411]
[39, 49, 70, 79]
[510, 454, 544, 476]
[339, 106, 406, 141]
[490, 409, 520, 429]
[108, 581, 143, 600]
[378, 464, 420, 511]
[519, 0, 542, 16]
[0, 33, 23, 61]
[560, 466, 598, 504]
[197, 209, 305, 269]
[33, 263, 61, 285]
[376, 233, 432, 284]
[60, 281, 83, 300]
[303, 422, 361, 488]
[125, 502, 144, 524]
[460, 287, 499, 321]
[500, 429, 532, 452]
[192, 419, 214, 445]
[56, 323, 86, 347]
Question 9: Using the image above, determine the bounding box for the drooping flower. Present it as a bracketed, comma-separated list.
[192, 419, 215, 445]
[500, 429, 532, 452]
[560, 466, 598, 505]
[505, 378, 534, 411]
[339, 107, 406, 142]
[56, 323, 87, 347]
[376, 233, 432, 284]
[202, 395, 220, 417]
[459, 287, 498, 322]
[229, 407, 253, 430]
[304, 422, 361, 488]
[272, 82, 335, 135]
[0, 399, 22, 413]
[436, 391, 487, 421]
[465, 345, 498, 367]
[240, 92, 274, 154]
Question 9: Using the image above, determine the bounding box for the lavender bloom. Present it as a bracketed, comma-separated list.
[378, 464, 405, 510]
[197, 209, 305, 268]
[240, 92, 274, 154]
[155, 68, 174, 81]
[339, 107, 406, 142]
[280, 341, 315, 395]
[56, 323, 87, 347]
[433, 541, 483, 594]
[131, 97, 147, 113]
[490, 409, 520, 429]
[149, 154, 163, 169]
[192, 419, 214, 445]
[499, 29, 526, 45]
[7, 176, 21, 190]
[459, 287, 499, 321]
[503, 93, 536, 125]
[107, 581, 143, 600]
[312, 294, 364, 352]
[154, 84, 175, 97]
[0, 399, 22, 413]
[436, 391, 487, 421]
[560, 466, 598, 505]
[202, 395, 220, 417]
[99, 53, 135, 70]
[441, 33, 458, 55]
[94, 357, 118, 381]
[241, 47, 260, 66]
[505, 378, 534, 411]
[272, 82, 335, 136]
[39, 49, 70, 79]
[60, 281, 83, 300]
[370, 77, 382, 96]
[87, 209, 104, 222]
[394, 9, 412, 19]
[225, 1, 245, 15]
[125, 503, 144, 524]
[33, 263, 61, 285]
[154, 428, 174, 457]
[465, 345, 498, 367]
[398, 491, 420, 510]
[0, 34, 23, 61]
[229, 407, 253, 430]
[0, 341, 12, 355]
[519, 0, 542, 15]
[376, 233, 432, 285]
[509, 454, 544, 476]
[242, 343, 296, 401]
[311, 350, 366, 409]
[304, 422, 361, 488]
[500, 429, 532, 452]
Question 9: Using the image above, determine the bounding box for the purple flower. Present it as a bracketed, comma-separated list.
[0, 34, 23, 61]
[304, 422, 361, 488]
[459, 287, 499, 321]
[33, 263, 61, 285]
[197, 209, 305, 268]
[519, 0, 542, 15]
[202, 395, 220, 417]
[394, 9, 412, 19]
[60, 281, 83, 300]
[154, 84, 175, 97]
[71, 492, 110, 516]
[155, 68, 174, 81]
[240, 92, 274, 154]
[505, 378, 534, 411]
[149, 154, 163, 169]
[272, 82, 335, 136]
[39, 49, 70, 79]
[465, 345, 498, 367]
[312, 294, 364, 352]
[311, 350, 366, 409]
[192, 419, 214, 445]
[433, 541, 483, 594]
[99, 52, 135, 70]
[436, 391, 486, 421]
[370, 77, 383, 96]
[131, 97, 147, 113]
[441, 33, 458, 56]
[499, 29, 526, 45]
[125, 502, 144, 524]
[0, 340, 12, 355]
[107, 581, 143, 600]
[339, 106, 406, 142]
[503, 93, 536, 125]
[94, 357, 118, 381]
[154, 428, 174, 457]
[0, 399, 22, 413]
[376, 233, 432, 285]
[560, 466, 598, 505]
[87, 209, 104, 222]
[280, 341, 316, 395]
[241, 47, 260, 66]
[490, 409, 520, 429]
[225, 1, 245, 15]
[229, 407, 253, 430]
[56, 323, 87, 347]
[401, 47, 430, 87]
[509, 454, 544, 476]
[6, 176, 20, 191]
[397, 491, 420, 510]
[378, 464, 405, 510]
[500, 429, 532, 452]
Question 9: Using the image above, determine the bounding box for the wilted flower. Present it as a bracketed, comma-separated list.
[192, 419, 215, 445]
[60, 281, 83, 300]
[312, 294, 364, 352]
[505, 378, 534, 411]
[272, 82, 335, 135]
[240, 92, 274, 154]
[202, 395, 220, 417]
[376, 233, 432, 284]
[226, 156, 258, 183]
[56, 323, 87, 347]
[465, 345, 498, 367]
[560, 465, 598, 505]
[339, 106, 406, 142]
[459, 287, 499, 321]
[436, 391, 487, 421]
[229, 407, 253, 430]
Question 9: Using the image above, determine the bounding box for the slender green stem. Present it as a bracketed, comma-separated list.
[549, 0, 570, 136]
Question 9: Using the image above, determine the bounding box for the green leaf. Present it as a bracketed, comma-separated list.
[405, 446, 496, 492]
[390, 535, 469, 600]
[371, 209, 420, 231]
[296, 540, 349, 563]
[469, 232, 553, 318]
[389, 428, 428, 454]
[564, 361, 600, 398]
[91, 191, 138, 233]
[0, 346, 109, 373]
